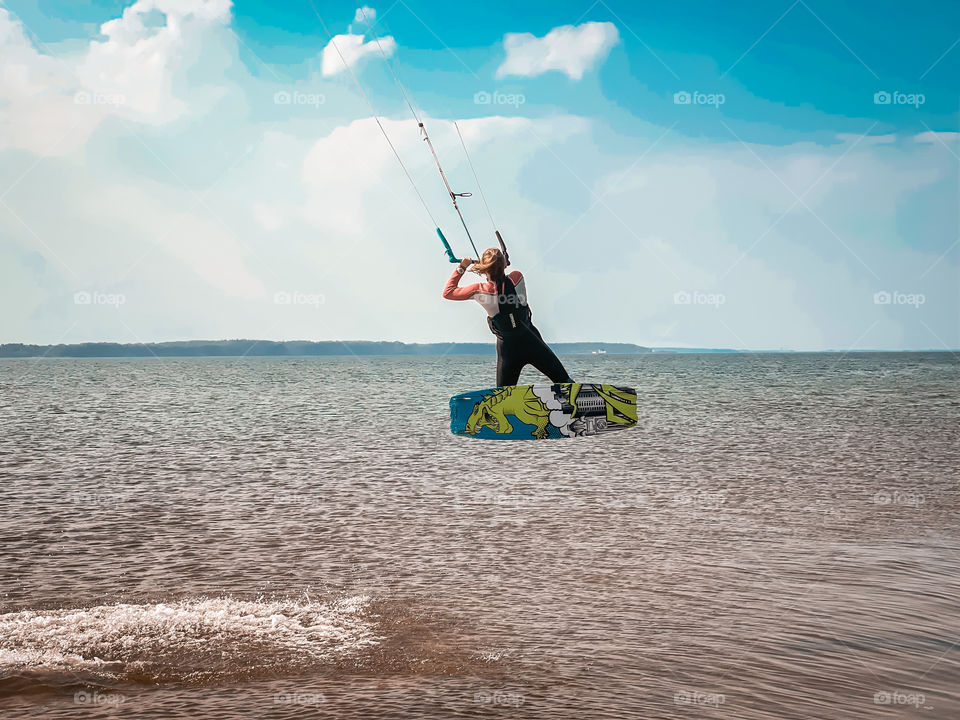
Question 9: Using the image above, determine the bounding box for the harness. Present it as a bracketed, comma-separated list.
[487, 275, 532, 338]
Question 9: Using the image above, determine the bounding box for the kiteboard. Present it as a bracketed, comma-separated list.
[450, 383, 637, 440]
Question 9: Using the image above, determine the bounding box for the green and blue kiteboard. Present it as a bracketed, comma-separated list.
[450, 383, 637, 440]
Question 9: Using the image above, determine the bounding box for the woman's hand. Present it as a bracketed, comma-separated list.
[459, 257, 474, 270]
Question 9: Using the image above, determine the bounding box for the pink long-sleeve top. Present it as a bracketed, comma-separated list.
[442, 268, 527, 317]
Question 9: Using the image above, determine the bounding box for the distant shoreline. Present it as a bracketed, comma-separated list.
[0, 340, 653, 358]
[0, 340, 952, 358]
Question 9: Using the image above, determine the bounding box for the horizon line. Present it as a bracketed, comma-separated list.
[1, 339, 957, 357]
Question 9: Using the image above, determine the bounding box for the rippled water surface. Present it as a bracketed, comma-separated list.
[1, 353, 958, 719]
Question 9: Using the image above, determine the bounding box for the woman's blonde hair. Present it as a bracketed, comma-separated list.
[472, 248, 506, 280]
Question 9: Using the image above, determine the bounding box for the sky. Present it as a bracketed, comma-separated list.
[0, 0, 957, 351]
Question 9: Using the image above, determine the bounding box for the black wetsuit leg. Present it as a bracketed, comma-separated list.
[496, 337, 526, 386]
[495, 324, 573, 386]
[525, 325, 573, 383]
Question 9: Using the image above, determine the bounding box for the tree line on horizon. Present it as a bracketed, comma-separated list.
[0, 340, 654, 358]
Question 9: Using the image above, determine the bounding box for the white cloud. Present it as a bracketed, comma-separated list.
[913, 131, 960, 144]
[298, 114, 588, 237]
[533, 139, 956, 350]
[496, 21, 619, 80]
[353, 6, 376, 25]
[0, 6, 92, 154]
[78, 0, 234, 123]
[836, 133, 896, 145]
[0, 0, 234, 154]
[321, 33, 396, 77]
[112, 190, 266, 302]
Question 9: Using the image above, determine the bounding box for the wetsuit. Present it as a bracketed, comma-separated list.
[442, 267, 573, 387]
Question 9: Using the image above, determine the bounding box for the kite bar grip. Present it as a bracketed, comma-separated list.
[437, 228, 460, 263]
[496, 230, 510, 266]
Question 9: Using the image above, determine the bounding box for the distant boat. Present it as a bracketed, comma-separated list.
[591, 349, 607, 355]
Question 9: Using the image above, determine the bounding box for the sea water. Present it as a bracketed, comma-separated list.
[1, 353, 958, 719]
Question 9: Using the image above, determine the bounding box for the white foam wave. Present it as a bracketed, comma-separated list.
[0, 595, 379, 684]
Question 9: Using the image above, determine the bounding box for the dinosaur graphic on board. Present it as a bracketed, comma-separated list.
[464, 386, 552, 439]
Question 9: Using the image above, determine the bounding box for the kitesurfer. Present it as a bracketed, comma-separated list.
[442, 248, 574, 387]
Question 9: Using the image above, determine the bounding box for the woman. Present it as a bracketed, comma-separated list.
[442, 248, 573, 387]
